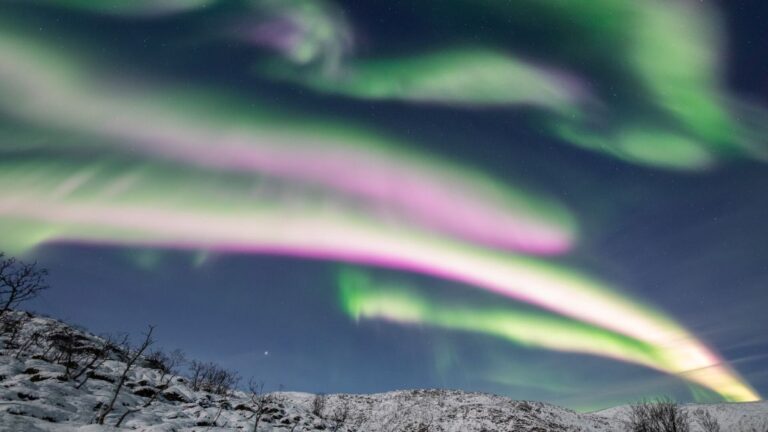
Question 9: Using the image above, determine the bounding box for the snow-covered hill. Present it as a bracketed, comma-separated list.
[595, 401, 768, 432]
[0, 311, 764, 431]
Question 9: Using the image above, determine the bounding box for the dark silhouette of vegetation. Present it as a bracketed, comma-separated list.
[95, 325, 155, 425]
[247, 379, 283, 432]
[312, 392, 327, 418]
[113, 348, 188, 427]
[627, 397, 690, 432]
[328, 397, 351, 432]
[0, 252, 48, 318]
[74, 333, 125, 389]
[694, 408, 720, 432]
[189, 359, 240, 395]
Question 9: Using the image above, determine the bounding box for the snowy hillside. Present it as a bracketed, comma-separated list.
[595, 401, 768, 432]
[0, 311, 764, 431]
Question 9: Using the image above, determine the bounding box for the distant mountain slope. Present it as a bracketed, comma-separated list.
[0, 311, 764, 431]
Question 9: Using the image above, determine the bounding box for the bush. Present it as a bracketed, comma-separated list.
[188, 360, 240, 396]
[312, 393, 327, 418]
[627, 398, 690, 432]
[693, 408, 720, 432]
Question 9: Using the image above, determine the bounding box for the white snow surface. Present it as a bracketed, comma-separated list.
[0, 311, 765, 432]
[596, 401, 768, 432]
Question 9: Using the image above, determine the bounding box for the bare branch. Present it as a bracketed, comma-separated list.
[694, 408, 720, 432]
[627, 397, 690, 432]
[0, 253, 49, 317]
[94, 325, 155, 425]
[248, 379, 283, 432]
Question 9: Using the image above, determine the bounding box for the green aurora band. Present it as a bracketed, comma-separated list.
[19, 0, 351, 70]
[258, 0, 767, 170]
[336, 270, 750, 402]
[17, 0, 768, 169]
[0, 153, 758, 402]
[19, 0, 217, 16]
[339, 269, 663, 368]
[244, 0, 352, 72]
[261, 47, 584, 115]
[0, 25, 575, 254]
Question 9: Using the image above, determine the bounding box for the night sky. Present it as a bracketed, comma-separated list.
[1, 0, 767, 411]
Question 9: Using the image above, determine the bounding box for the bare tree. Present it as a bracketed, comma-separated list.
[47, 326, 80, 379]
[414, 413, 435, 432]
[628, 402, 653, 432]
[189, 359, 207, 391]
[248, 379, 282, 432]
[0, 312, 46, 359]
[0, 313, 29, 349]
[36, 322, 60, 360]
[312, 393, 327, 418]
[114, 349, 184, 427]
[74, 334, 127, 389]
[189, 360, 240, 395]
[14, 326, 44, 359]
[94, 325, 154, 425]
[627, 398, 690, 432]
[328, 398, 351, 432]
[141, 349, 186, 408]
[694, 409, 720, 432]
[145, 348, 185, 375]
[378, 399, 407, 432]
[0, 253, 48, 318]
[376, 396, 428, 432]
[737, 419, 768, 432]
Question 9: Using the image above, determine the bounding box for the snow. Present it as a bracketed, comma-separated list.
[595, 401, 768, 432]
[0, 311, 765, 431]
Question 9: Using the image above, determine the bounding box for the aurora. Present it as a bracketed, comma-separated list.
[259, 0, 767, 170]
[16, 0, 768, 169]
[241, 0, 353, 72]
[0, 0, 765, 410]
[0, 26, 575, 255]
[0, 154, 759, 402]
[260, 47, 585, 113]
[336, 269, 754, 402]
[22, 0, 352, 71]
[338, 270, 664, 367]
[21, 0, 217, 16]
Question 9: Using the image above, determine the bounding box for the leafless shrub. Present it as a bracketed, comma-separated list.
[47, 326, 81, 379]
[142, 349, 185, 407]
[413, 413, 435, 432]
[693, 408, 720, 432]
[0, 253, 48, 318]
[377, 399, 407, 432]
[328, 398, 351, 432]
[379, 408, 433, 432]
[627, 397, 690, 432]
[737, 419, 768, 432]
[110, 347, 186, 427]
[312, 393, 327, 418]
[0, 313, 30, 349]
[247, 379, 282, 432]
[14, 326, 44, 359]
[94, 325, 154, 425]
[144, 348, 185, 374]
[74, 334, 126, 389]
[189, 360, 240, 396]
